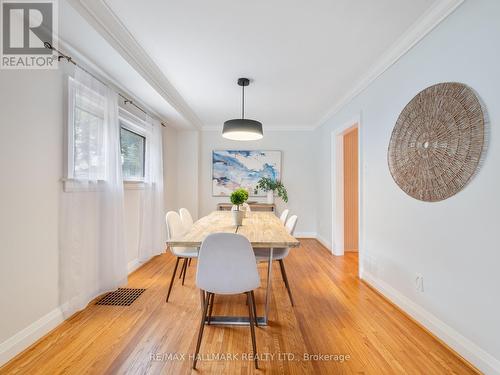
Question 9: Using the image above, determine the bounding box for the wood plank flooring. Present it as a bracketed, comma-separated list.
[1, 239, 477, 374]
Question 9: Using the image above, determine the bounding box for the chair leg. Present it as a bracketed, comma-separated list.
[181, 258, 188, 286]
[199, 290, 206, 309]
[188, 258, 192, 266]
[166, 257, 180, 303]
[207, 293, 215, 324]
[193, 292, 211, 369]
[251, 290, 258, 327]
[179, 258, 187, 279]
[246, 292, 258, 369]
[278, 259, 295, 306]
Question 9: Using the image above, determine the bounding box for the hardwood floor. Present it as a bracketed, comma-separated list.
[1, 239, 477, 374]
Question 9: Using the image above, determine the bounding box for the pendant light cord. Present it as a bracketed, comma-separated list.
[242, 84, 245, 119]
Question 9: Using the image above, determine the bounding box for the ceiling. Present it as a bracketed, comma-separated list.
[66, 0, 455, 129]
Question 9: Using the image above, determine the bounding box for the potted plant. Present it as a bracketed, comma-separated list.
[230, 188, 248, 226]
[257, 177, 288, 204]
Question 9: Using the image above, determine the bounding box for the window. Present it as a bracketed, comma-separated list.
[120, 125, 146, 181]
[68, 77, 106, 180]
[67, 76, 149, 184]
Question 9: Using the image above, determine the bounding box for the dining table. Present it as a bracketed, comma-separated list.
[166, 210, 300, 326]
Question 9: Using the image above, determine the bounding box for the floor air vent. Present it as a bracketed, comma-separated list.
[96, 288, 145, 306]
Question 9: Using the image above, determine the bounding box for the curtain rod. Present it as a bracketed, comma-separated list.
[44, 42, 166, 128]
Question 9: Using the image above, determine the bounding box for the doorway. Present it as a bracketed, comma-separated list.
[331, 117, 361, 266]
[343, 127, 358, 252]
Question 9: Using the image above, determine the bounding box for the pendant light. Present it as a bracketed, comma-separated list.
[222, 78, 263, 140]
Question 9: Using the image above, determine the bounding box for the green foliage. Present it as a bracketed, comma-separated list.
[230, 188, 248, 207]
[256, 177, 288, 203]
[120, 127, 145, 179]
[241, 189, 249, 201]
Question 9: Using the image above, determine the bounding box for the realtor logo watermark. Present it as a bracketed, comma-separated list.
[1, 0, 57, 69]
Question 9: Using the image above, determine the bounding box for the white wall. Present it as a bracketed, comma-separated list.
[0, 70, 64, 354]
[174, 130, 200, 219]
[315, 0, 500, 372]
[198, 130, 317, 235]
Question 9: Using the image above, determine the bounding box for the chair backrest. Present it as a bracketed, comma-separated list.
[285, 215, 298, 235]
[179, 208, 194, 230]
[166, 211, 185, 240]
[279, 209, 289, 224]
[196, 233, 260, 294]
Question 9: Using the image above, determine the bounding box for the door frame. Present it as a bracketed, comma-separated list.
[330, 114, 363, 273]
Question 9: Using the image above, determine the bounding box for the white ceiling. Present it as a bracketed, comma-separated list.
[99, 0, 440, 129]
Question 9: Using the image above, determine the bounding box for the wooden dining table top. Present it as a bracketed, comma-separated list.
[166, 211, 300, 249]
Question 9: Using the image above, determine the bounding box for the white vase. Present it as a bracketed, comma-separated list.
[232, 210, 245, 226]
[266, 190, 274, 204]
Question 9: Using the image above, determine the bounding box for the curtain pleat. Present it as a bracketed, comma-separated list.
[138, 115, 166, 262]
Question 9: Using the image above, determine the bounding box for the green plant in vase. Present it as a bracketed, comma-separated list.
[230, 188, 248, 225]
[256, 177, 288, 204]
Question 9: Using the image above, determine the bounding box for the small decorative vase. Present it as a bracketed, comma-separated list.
[232, 209, 245, 226]
[266, 190, 274, 204]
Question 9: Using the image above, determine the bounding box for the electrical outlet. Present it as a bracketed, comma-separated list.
[415, 274, 424, 292]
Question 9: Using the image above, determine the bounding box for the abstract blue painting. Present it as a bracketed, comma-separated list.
[212, 150, 282, 196]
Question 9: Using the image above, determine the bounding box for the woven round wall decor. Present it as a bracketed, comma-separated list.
[388, 82, 484, 202]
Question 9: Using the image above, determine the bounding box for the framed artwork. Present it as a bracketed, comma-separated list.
[212, 150, 282, 196]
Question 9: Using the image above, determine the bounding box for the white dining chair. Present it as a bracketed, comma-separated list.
[179, 207, 194, 230]
[279, 209, 289, 224]
[254, 215, 298, 306]
[165, 211, 198, 302]
[179, 208, 195, 269]
[193, 233, 260, 369]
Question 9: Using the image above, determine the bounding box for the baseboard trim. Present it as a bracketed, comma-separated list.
[127, 258, 141, 274]
[315, 234, 332, 252]
[294, 231, 317, 238]
[362, 271, 499, 375]
[0, 258, 148, 368]
[0, 307, 64, 367]
[296, 233, 333, 253]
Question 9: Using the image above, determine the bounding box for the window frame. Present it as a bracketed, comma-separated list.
[118, 108, 150, 183]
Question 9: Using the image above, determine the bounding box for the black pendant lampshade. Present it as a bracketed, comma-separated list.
[222, 78, 263, 140]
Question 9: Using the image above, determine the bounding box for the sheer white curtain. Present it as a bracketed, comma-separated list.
[138, 115, 166, 261]
[59, 67, 127, 317]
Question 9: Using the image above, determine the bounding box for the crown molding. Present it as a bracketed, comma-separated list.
[66, 0, 203, 129]
[314, 0, 465, 129]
